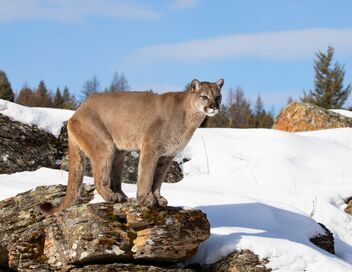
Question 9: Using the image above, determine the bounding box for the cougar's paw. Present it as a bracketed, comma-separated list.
[108, 192, 128, 203]
[156, 195, 168, 207]
[137, 192, 157, 208]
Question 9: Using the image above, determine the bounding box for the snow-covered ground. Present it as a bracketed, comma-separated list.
[1, 101, 352, 271]
[330, 109, 352, 119]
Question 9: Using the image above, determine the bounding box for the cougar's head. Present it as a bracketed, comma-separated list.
[190, 79, 224, 117]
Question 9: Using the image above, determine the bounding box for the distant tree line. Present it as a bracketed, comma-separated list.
[15, 81, 77, 109]
[221, 87, 274, 128]
[81, 72, 130, 100]
[0, 71, 130, 110]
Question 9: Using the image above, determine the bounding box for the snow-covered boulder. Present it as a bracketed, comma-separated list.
[273, 102, 352, 131]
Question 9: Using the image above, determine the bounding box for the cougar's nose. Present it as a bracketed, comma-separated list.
[210, 104, 218, 110]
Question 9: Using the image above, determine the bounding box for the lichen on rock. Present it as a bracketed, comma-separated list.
[272, 102, 352, 132]
[0, 186, 210, 271]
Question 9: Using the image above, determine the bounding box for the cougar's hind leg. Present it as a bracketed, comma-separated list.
[39, 120, 85, 215]
[136, 145, 159, 207]
[152, 156, 173, 207]
[73, 115, 124, 203]
[110, 149, 128, 201]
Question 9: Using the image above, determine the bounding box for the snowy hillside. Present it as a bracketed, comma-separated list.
[1, 102, 352, 271]
[331, 109, 352, 119]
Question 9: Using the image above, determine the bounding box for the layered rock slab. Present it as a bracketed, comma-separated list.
[0, 185, 210, 271]
[44, 201, 210, 269]
[0, 184, 95, 271]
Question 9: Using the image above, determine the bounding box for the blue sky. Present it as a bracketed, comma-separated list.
[1, 0, 352, 111]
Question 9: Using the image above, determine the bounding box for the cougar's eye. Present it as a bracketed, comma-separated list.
[216, 95, 222, 101]
[200, 95, 209, 100]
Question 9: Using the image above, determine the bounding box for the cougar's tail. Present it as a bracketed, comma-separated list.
[39, 134, 85, 215]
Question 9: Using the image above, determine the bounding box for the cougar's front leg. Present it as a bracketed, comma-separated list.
[137, 146, 159, 207]
[152, 156, 173, 207]
[110, 149, 128, 202]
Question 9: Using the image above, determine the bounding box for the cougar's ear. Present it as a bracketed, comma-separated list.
[190, 79, 201, 93]
[216, 78, 224, 89]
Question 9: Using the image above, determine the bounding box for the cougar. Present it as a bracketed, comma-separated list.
[40, 79, 224, 214]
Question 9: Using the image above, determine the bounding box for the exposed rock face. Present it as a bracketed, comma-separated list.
[45, 201, 209, 270]
[309, 223, 335, 254]
[0, 186, 210, 271]
[204, 250, 271, 272]
[272, 103, 352, 132]
[0, 184, 95, 271]
[344, 196, 352, 217]
[71, 263, 195, 272]
[0, 113, 60, 174]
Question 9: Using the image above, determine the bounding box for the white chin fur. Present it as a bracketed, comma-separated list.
[206, 110, 218, 117]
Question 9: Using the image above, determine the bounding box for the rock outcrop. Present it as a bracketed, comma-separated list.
[71, 264, 194, 272]
[272, 103, 352, 132]
[203, 250, 271, 272]
[309, 223, 335, 255]
[345, 197, 352, 215]
[0, 113, 61, 174]
[0, 184, 95, 271]
[0, 185, 210, 271]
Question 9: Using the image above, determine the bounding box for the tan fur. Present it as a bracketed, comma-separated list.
[39, 79, 224, 214]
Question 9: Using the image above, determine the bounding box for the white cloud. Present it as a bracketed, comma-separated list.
[129, 28, 352, 62]
[170, 0, 199, 10]
[0, 0, 159, 23]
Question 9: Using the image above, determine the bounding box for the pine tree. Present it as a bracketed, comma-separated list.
[53, 88, 64, 108]
[227, 87, 252, 128]
[35, 80, 52, 107]
[82, 75, 100, 99]
[254, 95, 264, 116]
[253, 95, 264, 128]
[287, 96, 294, 105]
[302, 46, 351, 109]
[227, 87, 233, 107]
[252, 95, 274, 128]
[0, 70, 14, 102]
[62, 86, 77, 109]
[16, 85, 36, 106]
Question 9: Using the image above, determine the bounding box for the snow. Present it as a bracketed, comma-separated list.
[330, 109, 352, 119]
[0, 99, 74, 137]
[1, 103, 352, 271]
